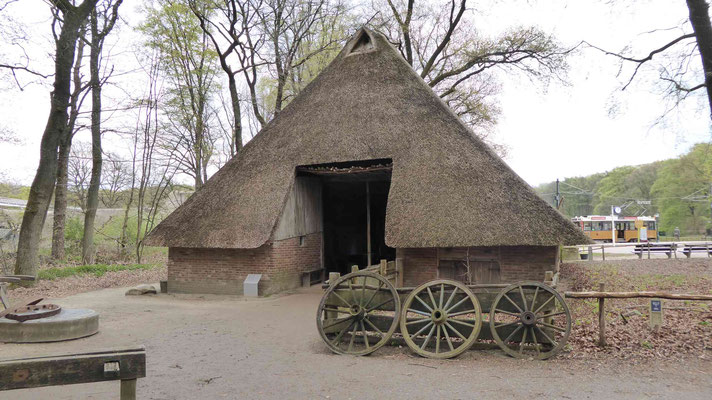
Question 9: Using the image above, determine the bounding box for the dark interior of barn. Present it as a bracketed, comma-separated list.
[296, 158, 395, 275]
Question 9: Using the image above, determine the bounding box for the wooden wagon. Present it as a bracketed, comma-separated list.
[316, 262, 571, 360]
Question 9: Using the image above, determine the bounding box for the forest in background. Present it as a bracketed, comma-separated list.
[535, 143, 712, 236]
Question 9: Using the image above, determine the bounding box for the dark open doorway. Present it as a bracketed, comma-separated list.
[296, 159, 394, 275]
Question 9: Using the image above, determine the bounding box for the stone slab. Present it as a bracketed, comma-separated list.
[0, 308, 99, 343]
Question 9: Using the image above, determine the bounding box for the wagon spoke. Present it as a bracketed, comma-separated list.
[362, 280, 383, 309]
[503, 294, 523, 313]
[426, 286, 438, 310]
[346, 322, 358, 352]
[519, 326, 528, 354]
[493, 320, 520, 330]
[503, 324, 523, 343]
[411, 321, 434, 338]
[445, 295, 470, 313]
[443, 287, 458, 310]
[367, 297, 394, 312]
[444, 321, 467, 340]
[531, 327, 540, 356]
[414, 295, 434, 312]
[330, 291, 352, 308]
[322, 315, 354, 330]
[360, 276, 367, 306]
[331, 320, 355, 346]
[448, 318, 475, 328]
[518, 285, 528, 311]
[322, 306, 349, 314]
[439, 284, 445, 308]
[407, 308, 431, 317]
[494, 309, 520, 317]
[420, 325, 436, 350]
[539, 310, 566, 319]
[538, 321, 566, 332]
[448, 309, 478, 317]
[405, 317, 430, 325]
[363, 317, 384, 336]
[532, 294, 556, 315]
[531, 286, 540, 313]
[535, 325, 558, 348]
[361, 321, 369, 349]
[434, 325, 441, 353]
[442, 325, 455, 351]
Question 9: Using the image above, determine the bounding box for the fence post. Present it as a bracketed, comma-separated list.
[598, 283, 606, 347]
[602, 246, 605, 261]
[588, 246, 593, 261]
[395, 258, 404, 288]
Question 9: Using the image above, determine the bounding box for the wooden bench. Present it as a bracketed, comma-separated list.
[0, 347, 146, 399]
[301, 268, 324, 287]
[681, 244, 712, 258]
[633, 243, 676, 259]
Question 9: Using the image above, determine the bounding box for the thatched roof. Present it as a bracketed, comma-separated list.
[145, 28, 589, 249]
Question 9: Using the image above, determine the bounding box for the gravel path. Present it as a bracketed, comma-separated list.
[1, 285, 711, 399]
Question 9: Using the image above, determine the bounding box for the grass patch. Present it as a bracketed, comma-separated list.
[38, 263, 158, 280]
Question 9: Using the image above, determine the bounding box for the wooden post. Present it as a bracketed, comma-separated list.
[598, 283, 606, 347]
[327, 272, 340, 320]
[601, 246, 605, 261]
[544, 270, 553, 284]
[366, 181, 372, 267]
[588, 246, 593, 261]
[351, 265, 359, 273]
[379, 259, 387, 276]
[395, 258, 404, 288]
[120, 379, 137, 400]
[647, 243, 651, 259]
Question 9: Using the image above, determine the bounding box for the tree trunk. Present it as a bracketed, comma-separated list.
[687, 0, 712, 118]
[15, 2, 95, 276]
[51, 139, 71, 260]
[227, 74, 243, 151]
[81, 9, 103, 265]
[51, 25, 87, 261]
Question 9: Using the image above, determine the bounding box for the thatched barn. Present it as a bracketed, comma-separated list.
[145, 28, 588, 295]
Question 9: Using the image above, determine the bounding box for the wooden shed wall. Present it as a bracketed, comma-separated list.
[397, 246, 559, 287]
[272, 176, 323, 241]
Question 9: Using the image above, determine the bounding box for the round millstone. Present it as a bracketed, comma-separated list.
[0, 308, 99, 343]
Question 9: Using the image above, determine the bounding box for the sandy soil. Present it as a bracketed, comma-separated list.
[1, 285, 711, 400]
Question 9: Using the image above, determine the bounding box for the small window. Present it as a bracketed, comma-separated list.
[346, 29, 376, 56]
[299, 236, 306, 247]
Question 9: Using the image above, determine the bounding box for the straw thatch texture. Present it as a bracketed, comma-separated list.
[145, 29, 589, 249]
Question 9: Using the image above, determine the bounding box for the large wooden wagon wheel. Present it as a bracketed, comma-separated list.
[400, 280, 482, 359]
[316, 271, 400, 356]
[489, 282, 571, 360]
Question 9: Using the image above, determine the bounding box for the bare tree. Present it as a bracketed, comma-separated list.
[587, 0, 712, 120]
[82, 0, 123, 265]
[369, 0, 572, 152]
[189, 0, 247, 154]
[142, 0, 220, 189]
[100, 152, 130, 208]
[67, 143, 93, 212]
[15, 0, 99, 277]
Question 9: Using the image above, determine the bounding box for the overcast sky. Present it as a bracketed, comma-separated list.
[0, 0, 709, 187]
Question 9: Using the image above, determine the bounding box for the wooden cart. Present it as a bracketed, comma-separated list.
[316, 266, 571, 360]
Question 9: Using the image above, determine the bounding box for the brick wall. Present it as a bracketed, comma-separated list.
[397, 246, 558, 286]
[168, 232, 322, 295]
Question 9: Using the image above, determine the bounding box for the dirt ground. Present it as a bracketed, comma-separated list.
[2, 284, 711, 400]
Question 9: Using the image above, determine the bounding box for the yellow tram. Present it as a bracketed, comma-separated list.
[571, 215, 658, 243]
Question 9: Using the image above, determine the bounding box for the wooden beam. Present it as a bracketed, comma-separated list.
[366, 181, 371, 267]
[565, 291, 712, 301]
[0, 347, 146, 391]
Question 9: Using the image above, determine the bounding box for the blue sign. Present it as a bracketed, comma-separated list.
[651, 300, 662, 312]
